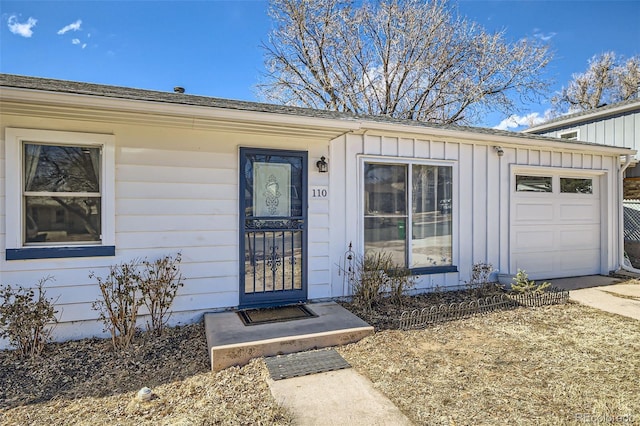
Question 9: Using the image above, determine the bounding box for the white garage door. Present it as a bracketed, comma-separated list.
[511, 173, 601, 279]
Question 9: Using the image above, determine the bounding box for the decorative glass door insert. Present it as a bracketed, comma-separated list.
[239, 148, 307, 307]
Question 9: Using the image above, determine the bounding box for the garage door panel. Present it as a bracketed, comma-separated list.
[513, 229, 555, 251]
[514, 203, 554, 222]
[558, 249, 600, 272]
[559, 202, 600, 222]
[558, 225, 600, 250]
[513, 249, 600, 280]
[512, 252, 556, 277]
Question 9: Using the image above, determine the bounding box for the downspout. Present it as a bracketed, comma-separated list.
[617, 154, 640, 273]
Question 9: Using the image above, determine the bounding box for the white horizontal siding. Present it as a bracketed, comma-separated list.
[1, 114, 333, 346]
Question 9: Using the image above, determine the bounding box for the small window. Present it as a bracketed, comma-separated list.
[561, 178, 593, 194]
[5, 128, 115, 260]
[559, 131, 578, 141]
[516, 175, 552, 192]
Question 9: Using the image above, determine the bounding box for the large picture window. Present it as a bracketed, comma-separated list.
[5, 128, 115, 260]
[364, 162, 453, 271]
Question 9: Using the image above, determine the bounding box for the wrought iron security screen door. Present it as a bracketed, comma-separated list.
[239, 148, 308, 307]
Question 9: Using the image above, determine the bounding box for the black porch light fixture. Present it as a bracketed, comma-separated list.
[316, 156, 328, 173]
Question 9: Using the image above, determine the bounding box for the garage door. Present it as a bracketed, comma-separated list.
[511, 173, 601, 279]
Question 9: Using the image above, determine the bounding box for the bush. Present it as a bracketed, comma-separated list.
[91, 254, 185, 349]
[466, 262, 501, 297]
[510, 269, 550, 294]
[468, 262, 495, 287]
[349, 250, 415, 311]
[0, 277, 58, 358]
[139, 253, 185, 336]
[91, 259, 143, 350]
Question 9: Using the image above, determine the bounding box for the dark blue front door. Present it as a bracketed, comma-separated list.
[239, 148, 307, 308]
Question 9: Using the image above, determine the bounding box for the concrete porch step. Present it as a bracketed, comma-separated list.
[204, 302, 374, 371]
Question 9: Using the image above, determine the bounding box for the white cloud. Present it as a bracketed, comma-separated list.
[57, 19, 82, 35]
[533, 29, 557, 42]
[71, 38, 87, 49]
[493, 112, 549, 131]
[7, 15, 37, 38]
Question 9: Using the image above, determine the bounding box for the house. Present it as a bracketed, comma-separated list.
[526, 99, 640, 263]
[526, 99, 640, 196]
[0, 74, 634, 346]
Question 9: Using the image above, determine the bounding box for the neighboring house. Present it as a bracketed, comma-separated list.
[526, 99, 640, 197]
[526, 99, 640, 260]
[0, 74, 633, 346]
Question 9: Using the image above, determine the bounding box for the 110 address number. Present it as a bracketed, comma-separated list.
[310, 186, 329, 199]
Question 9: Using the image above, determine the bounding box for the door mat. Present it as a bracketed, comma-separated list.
[238, 305, 317, 326]
[265, 349, 351, 380]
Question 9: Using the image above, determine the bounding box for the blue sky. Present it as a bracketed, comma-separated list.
[1, 0, 639, 129]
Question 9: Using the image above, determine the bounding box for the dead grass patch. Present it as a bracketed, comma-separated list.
[2, 294, 639, 425]
[338, 303, 640, 425]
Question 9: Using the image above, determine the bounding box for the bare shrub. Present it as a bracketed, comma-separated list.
[139, 253, 185, 336]
[0, 277, 58, 358]
[91, 260, 142, 350]
[466, 262, 501, 297]
[349, 251, 415, 311]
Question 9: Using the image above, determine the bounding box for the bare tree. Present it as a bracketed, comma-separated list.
[553, 52, 640, 113]
[259, 0, 552, 125]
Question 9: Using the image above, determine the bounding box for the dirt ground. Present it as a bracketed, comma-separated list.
[1, 288, 639, 425]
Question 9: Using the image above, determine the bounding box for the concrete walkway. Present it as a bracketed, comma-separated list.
[547, 275, 640, 321]
[569, 282, 640, 321]
[268, 368, 412, 426]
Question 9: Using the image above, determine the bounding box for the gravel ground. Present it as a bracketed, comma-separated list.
[0, 323, 293, 425]
[2, 284, 639, 425]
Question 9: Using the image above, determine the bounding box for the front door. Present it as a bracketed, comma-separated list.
[239, 148, 307, 307]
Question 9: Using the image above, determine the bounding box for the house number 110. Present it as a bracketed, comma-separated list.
[311, 186, 329, 199]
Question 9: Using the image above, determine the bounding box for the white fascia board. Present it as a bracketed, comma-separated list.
[0, 86, 362, 135]
[358, 120, 635, 156]
[525, 101, 640, 133]
[1, 86, 635, 156]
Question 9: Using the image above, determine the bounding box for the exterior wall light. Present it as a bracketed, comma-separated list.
[316, 156, 328, 173]
[494, 146, 504, 157]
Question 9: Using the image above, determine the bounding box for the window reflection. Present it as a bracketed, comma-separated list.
[23, 143, 101, 244]
[364, 162, 452, 269]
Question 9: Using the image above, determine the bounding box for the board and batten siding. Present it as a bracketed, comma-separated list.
[539, 110, 640, 151]
[328, 132, 622, 292]
[0, 113, 331, 345]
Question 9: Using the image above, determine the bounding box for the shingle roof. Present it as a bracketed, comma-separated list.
[0, 73, 633, 151]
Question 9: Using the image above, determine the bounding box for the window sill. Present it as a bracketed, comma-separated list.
[410, 265, 458, 275]
[6, 246, 116, 260]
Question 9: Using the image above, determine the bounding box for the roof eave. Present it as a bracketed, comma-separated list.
[360, 121, 635, 155]
[1, 84, 634, 156]
[525, 100, 640, 133]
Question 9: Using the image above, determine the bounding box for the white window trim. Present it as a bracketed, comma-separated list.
[5, 128, 115, 252]
[559, 129, 580, 141]
[511, 165, 606, 194]
[358, 155, 458, 272]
